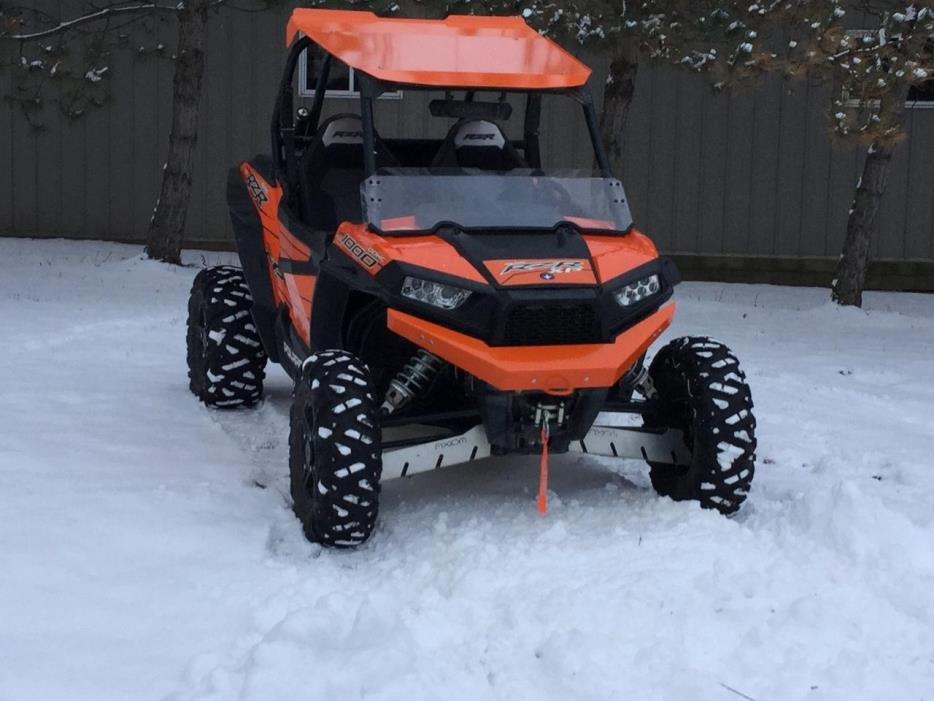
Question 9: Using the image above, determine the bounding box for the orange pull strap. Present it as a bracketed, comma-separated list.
[537, 423, 549, 514]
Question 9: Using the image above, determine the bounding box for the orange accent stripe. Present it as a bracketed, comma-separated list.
[387, 304, 675, 392]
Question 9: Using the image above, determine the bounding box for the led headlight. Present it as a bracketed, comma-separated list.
[401, 277, 472, 310]
[614, 274, 661, 307]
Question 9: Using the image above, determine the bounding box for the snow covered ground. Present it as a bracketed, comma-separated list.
[1, 238, 932, 701]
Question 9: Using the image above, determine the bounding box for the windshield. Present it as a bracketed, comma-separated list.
[363, 169, 633, 234]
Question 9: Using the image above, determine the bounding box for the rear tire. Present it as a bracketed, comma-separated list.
[187, 266, 267, 408]
[289, 351, 382, 548]
[643, 337, 757, 515]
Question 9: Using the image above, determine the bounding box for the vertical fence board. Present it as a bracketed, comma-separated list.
[669, 71, 704, 254]
[646, 65, 678, 251]
[875, 128, 911, 259]
[722, 89, 755, 255]
[1, 58, 16, 233]
[9, 101, 39, 235]
[620, 67, 653, 226]
[107, 48, 136, 240]
[773, 82, 809, 256]
[746, 76, 783, 256]
[903, 111, 934, 259]
[82, 106, 111, 238]
[798, 82, 832, 258]
[697, 87, 730, 255]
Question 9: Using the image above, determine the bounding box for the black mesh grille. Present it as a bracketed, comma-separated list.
[501, 303, 600, 346]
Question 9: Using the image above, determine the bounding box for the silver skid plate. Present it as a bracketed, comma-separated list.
[380, 424, 689, 481]
[382, 426, 493, 480]
[568, 425, 690, 465]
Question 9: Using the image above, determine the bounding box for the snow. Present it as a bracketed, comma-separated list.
[1, 238, 933, 700]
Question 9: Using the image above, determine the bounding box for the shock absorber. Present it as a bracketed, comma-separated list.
[381, 350, 445, 415]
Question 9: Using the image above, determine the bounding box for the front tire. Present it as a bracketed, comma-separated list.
[187, 266, 267, 408]
[289, 351, 382, 548]
[643, 337, 757, 515]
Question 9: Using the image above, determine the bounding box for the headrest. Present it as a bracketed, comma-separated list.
[321, 116, 364, 147]
[453, 120, 507, 150]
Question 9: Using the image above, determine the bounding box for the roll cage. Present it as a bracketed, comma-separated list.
[270, 35, 614, 219]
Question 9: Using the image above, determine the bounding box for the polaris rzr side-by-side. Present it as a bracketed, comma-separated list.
[186, 9, 757, 547]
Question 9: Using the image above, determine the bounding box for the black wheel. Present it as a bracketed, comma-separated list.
[289, 351, 382, 548]
[643, 337, 757, 515]
[187, 266, 267, 408]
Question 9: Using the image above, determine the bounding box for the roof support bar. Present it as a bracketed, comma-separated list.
[357, 75, 379, 177]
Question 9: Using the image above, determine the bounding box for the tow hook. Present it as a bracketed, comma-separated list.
[533, 401, 566, 435]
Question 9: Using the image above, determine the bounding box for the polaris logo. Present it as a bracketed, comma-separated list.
[461, 133, 497, 141]
[332, 130, 363, 139]
[501, 260, 585, 275]
[436, 436, 468, 449]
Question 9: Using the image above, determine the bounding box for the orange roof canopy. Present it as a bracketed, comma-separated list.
[286, 9, 592, 90]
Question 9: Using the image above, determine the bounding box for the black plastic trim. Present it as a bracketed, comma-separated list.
[226, 163, 279, 362]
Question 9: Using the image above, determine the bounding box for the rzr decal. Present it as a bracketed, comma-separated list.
[337, 232, 384, 272]
[485, 258, 596, 286]
[245, 173, 269, 206]
[501, 260, 585, 275]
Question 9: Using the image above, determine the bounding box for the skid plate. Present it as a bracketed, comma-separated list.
[382, 426, 493, 479]
[380, 423, 689, 480]
[568, 425, 690, 465]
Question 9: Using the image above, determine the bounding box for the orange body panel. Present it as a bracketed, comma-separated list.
[585, 229, 659, 283]
[286, 10, 591, 90]
[388, 304, 675, 393]
[337, 224, 487, 283]
[239, 162, 316, 345]
[239, 165, 671, 364]
[484, 258, 596, 286]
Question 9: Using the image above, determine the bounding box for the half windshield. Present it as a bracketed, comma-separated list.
[362, 169, 633, 234]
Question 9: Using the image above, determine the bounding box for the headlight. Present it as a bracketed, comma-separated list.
[401, 276, 472, 310]
[613, 274, 660, 307]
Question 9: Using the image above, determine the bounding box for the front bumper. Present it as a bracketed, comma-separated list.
[387, 302, 675, 393]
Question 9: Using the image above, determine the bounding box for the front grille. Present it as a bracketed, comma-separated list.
[501, 303, 600, 346]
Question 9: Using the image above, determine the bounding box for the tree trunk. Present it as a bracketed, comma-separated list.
[599, 47, 639, 175]
[145, 0, 209, 265]
[830, 141, 896, 307]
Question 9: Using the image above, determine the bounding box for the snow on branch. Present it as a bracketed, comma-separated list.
[3, 3, 180, 42]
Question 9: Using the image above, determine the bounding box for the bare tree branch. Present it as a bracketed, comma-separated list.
[3, 2, 179, 41]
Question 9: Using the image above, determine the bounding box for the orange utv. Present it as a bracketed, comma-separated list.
[186, 9, 757, 547]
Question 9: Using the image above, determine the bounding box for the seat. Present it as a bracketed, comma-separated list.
[300, 114, 397, 230]
[430, 119, 527, 172]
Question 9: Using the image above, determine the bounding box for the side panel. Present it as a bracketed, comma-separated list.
[278, 227, 316, 345]
[226, 162, 280, 361]
[238, 161, 319, 349]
